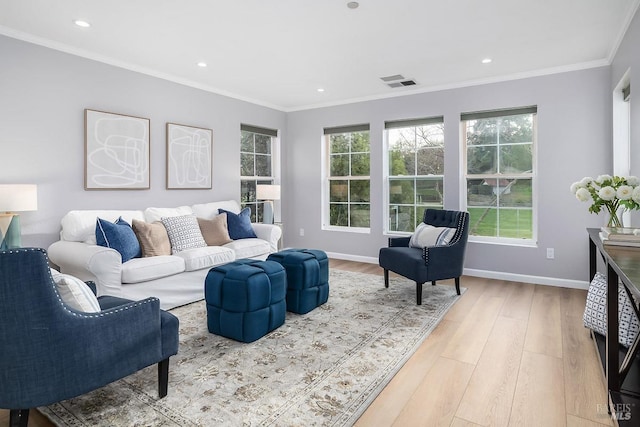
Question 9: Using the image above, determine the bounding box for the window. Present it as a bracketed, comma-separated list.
[385, 117, 444, 233]
[240, 124, 278, 222]
[324, 124, 370, 230]
[462, 106, 536, 241]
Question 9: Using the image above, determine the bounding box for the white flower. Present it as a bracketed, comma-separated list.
[576, 188, 591, 202]
[617, 185, 634, 200]
[633, 187, 640, 204]
[580, 177, 593, 186]
[570, 182, 581, 194]
[596, 174, 612, 185]
[627, 176, 640, 186]
[598, 186, 616, 201]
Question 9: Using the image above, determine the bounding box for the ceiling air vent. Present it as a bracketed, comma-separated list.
[380, 74, 418, 88]
[380, 74, 405, 82]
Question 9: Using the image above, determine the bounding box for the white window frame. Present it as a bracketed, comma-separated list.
[613, 71, 631, 224]
[240, 124, 280, 223]
[322, 124, 371, 233]
[460, 107, 538, 246]
[384, 116, 445, 235]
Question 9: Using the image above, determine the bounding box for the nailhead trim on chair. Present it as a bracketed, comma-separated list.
[6, 247, 159, 319]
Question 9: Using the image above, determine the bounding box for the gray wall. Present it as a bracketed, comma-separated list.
[5, 15, 636, 285]
[284, 68, 612, 284]
[1, 35, 286, 248]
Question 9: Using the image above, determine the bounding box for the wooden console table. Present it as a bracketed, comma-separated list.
[588, 228, 640, 425]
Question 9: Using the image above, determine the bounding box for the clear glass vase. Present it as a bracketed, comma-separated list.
[607, 208, 624, 228]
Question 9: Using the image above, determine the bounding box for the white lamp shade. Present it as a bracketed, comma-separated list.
[256, 184, 281, 201]
[0, 184, 38, 212]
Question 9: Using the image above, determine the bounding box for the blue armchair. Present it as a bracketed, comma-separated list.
[378, 209, 469, 305]
[0, 248, 179, 427]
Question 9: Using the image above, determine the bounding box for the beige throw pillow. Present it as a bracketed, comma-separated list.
[132, 219, 171, 257]
[198, 213, 232, 246]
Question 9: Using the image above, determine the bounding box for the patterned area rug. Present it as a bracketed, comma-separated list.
[39, 269, 463, 426]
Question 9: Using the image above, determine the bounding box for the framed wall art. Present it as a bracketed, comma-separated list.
[166, 123, 213, 189]
[84, 109, 150, 190]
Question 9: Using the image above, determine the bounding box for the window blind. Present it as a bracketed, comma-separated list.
[461, 106, 537, 121]
[323, 124, 370, 135]
[384, 116, 444, 129]
[241, 124, 278, 137]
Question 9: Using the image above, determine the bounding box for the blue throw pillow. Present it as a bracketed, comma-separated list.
[218, 208, 257, 240]
[96, 217, 142, 262]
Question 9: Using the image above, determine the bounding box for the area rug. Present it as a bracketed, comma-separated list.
[39, 269, 463, 426]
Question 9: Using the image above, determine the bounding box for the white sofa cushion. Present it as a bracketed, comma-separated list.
[192, 200, 241, 219]
[61, 210, 145, 243]
[174, 246, 236, 272]
[121, 256, 186, 284]
[144, 206, 193, 223]
[224, 238, 271, 259]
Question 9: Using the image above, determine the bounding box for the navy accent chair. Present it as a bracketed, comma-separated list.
[378, 209, 470, 305]
[0, 248, 179, 427]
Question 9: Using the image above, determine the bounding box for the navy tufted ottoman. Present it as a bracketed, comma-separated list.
[204, 259, 286, 343]
[267, 249, 329, 314]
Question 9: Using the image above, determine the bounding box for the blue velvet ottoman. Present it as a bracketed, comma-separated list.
[204, 259, 286, 343]
[267, 249, 329, 314]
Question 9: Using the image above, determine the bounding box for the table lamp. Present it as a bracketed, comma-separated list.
[0, 184, 38, 249]
[256, 184, 280, 224]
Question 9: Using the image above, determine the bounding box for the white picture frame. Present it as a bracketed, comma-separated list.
[84, 109, 150, 190]
[166, 123, 213, 189]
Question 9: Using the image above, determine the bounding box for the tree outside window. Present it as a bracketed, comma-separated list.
[325, 125, 370, 229]
[386, 118, 444, 232]
[240, 125, 277, 222]
[463, 107, 536, 240]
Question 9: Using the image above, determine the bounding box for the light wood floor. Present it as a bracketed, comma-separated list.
[1, 260, 613, 427]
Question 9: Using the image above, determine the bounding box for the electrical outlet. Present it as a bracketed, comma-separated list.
[299, 228, 305, 236]
[546, 248, 555, 259]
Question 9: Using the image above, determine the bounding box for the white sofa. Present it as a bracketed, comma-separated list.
[47, 200, 281, 310]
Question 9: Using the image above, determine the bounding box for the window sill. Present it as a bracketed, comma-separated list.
[468, 236, 537, 248]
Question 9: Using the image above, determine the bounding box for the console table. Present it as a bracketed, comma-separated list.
[588, 228, 640, 424]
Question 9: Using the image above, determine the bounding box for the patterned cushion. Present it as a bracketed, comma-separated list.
[409, 223, 455, 248]
[584, 272, 640, 347]
[95, 217, 142, 262]
[219, 208, 257, 240]
[161, 214, 207, 253]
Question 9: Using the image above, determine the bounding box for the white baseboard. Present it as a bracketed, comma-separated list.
[325, 252, 589, 290]
[325, 252, 379, 264]
[462, 268, 589, 290]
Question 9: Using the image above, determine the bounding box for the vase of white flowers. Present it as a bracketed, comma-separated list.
[570, 175, 640, 228]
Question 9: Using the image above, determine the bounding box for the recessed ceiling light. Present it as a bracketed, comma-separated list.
[197, 62, 207, 68]
[317, 88, 325, 93]
[74, 20, 91, 28]
[482, 58, 492, 64]
[347, 2, 359, 9]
